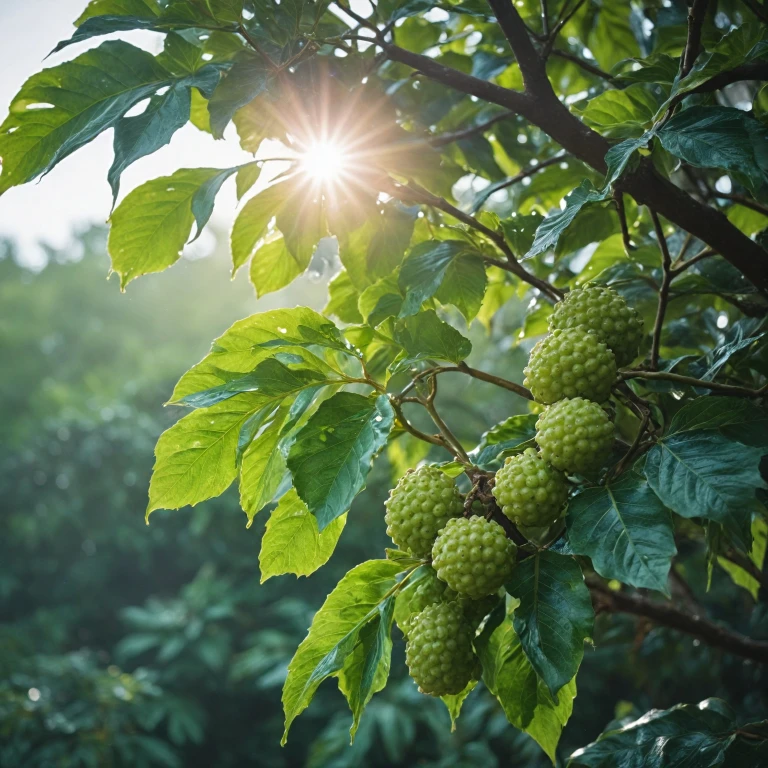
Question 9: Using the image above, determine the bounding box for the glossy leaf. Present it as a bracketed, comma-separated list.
[567, 475, 676, 593]
[506, 550, 594, 699]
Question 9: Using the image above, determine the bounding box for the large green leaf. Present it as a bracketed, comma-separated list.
[287, 393, 394, 531]
[657, 107, 768, 202]
[568, 698, 745, 767]
[644, 430, 765, 550]
[0, 41, 181, 196]
[392, 310, 472, 370]
[147, 393, 261, 519]
[667, 397, 763, 436]
[325, 270, 363, 324]
[567, 475, 676, 594]
[574, 84, 659, 139]
[208, 52, 271, 138]
[108, 167, 221, 289]
[169, 307, 344, 401]
[281, 559, 403, 743]
[398, 240, 484, 318]
[76, 0, 159, 24]
[506, 550, 594, 699]
[526, 181, 610, 258]
[477, 614, 576, 763]
[260, 489, 346, 583]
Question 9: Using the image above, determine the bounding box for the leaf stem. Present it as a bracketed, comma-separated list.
[619, 370, 767, 398]
[649, 210, 672, 370]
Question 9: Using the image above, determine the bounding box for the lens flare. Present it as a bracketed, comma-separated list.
[299, 141, 349, 182]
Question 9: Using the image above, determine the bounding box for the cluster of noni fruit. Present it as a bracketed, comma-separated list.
[385, 285, 644, 697]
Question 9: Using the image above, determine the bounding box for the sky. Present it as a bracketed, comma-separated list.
[0, 0, 289, 266]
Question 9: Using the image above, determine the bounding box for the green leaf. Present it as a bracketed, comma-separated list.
[179, 358, 331, 408]
[108, 167, 221, 288]
[260, 489, 346, 583]
[526, 181, 610, 259]
[51, 15, 164, 54]
[500, 212, 543, 255]
[208, 52, 271, 138]
[667, 396, 763, 435]
[169, 307, 341, 401]
[567, 475, 676, 593]
[235, 162, 262, 200]
[398, 240, 482, 318]
[281, 559, 403, 743]
[147, 394, 261, 519]
[587, 3, 639, 71]
[359, 275, 403, 325]
[249, 236, 314, 298]
[393, 310, 472, 369]
[718, 517, 768, 600]
[339, 204, 416, 290]
[0, 41, 178, 196]
[644, 430, 765, 550]
[506, 550, 594, 699]
[469, 414, 538, 469]
[435, 253, 488, 323]
[657, 107, 768, 202]
[325, 270, 363, 324]
[287, 393, 394, 531]
[604, 132, 654, 187]
[337, 594, 397, 740]
[476, 615, 575, 763]
[568, 698, 739, 767]
[574, 84, 659, 139]
[440, 682, 477, 731]
[76, 0, 159, 24]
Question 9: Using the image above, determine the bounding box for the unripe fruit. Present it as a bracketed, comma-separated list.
[524, 328, 617, 404]
[535, 397, 614, 474]
[399, 571, 455, 636]
[458, 592, 501, 631]
[492, 447, 569, 528]
[432, 516, 517, 599]
[549, 285, 644, 367]
[405, 602, 478, 696]
[385, 466, 464, 557]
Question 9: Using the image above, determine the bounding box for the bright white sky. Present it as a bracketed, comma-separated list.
[0, 0, 291, 266]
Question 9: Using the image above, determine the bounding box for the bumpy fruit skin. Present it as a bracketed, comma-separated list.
[405, 602, 478, 696]
[492, 447, 569, 528]
[399, 573, 455, 636]
[385, 466, 463, 557]
[523, 328, 617, 404]
[432, 516, 516, 599]
[549, 285, 644, 367]
[535, 397, 614, 474]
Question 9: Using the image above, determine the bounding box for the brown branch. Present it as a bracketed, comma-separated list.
[620, 370, 767, 398]
[613, 188, 633, 255]
[670, 247, 715, 276]
[402, 363, 534, 400]
[380, 177, 563, 301]
[429, 111, 515, 148]
[714, 191, 768, 217]
[650, 211, 673, 370]
[690, 60, 768, 94]
[541, 0, 586, 58]
[362, 33, 768, 293]
[539, 0, 549, 36]
[681, 0, 709, 78]
[742, 0, 768, 25]
[486, 0, 547, 88]
[390, 398, 445, 449]
[480, 154, 565, 197]
[424, 376, 471, 463]
[611, 411, 650, 478]
[587, 576, 768, 664]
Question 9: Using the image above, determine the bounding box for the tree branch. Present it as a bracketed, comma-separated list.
[714, 191, 768, 217]
[380, 177, 563, 301]
[550, 48, 617, 83]
[390, 398, 445, 449]
[401, 363, 533, 400]
[689, 60, 768, 94]
[620, 370, 767, 398]
[681, 0, 709, 77]
[485, 0, 547, 87]
[587, 576, 768, 664]
[720, 549, 768, 595]
[650, 210, 672, 370]
[371, 39, 768, 293]
[429, 111, 515, 148]
[742, 0, 768, 25]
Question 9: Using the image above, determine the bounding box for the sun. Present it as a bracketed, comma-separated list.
[299, 140, 349, 183]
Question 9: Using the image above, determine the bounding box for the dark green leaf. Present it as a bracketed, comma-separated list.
[393, 310, 472, 369]
[0, 41, 175, 195]
[526, 181, 610, 259]
[506, 550, 594, 699]
[469, 414, 538, 469]
[208, 52, 271, 138]
[567, 475, 676, 593]
[657, 107, 768, 202]
[287, 393, 394, 530]
[644, 431, 765, 550]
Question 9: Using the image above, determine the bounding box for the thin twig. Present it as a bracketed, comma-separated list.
[423, 376, 471, 463]
[742, 0, 768, 25]
[478, 153, 565, 198]
[620, 370, 767, 398]
[649, 210, 672, 370]
[613, 188, 633, 255]
[401, 363, 533, 400]
[612, 411, 651, 478]
[542, 0, 586, 57]
[670, 247, 715, 276]
[714, 191, 768, 217]
[550, 48, 617, 83]
[390, 398, 445, 449]
[540, 0, 549, 35]
[429, 111, 515, 148]
[681, 0, 709, 77]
